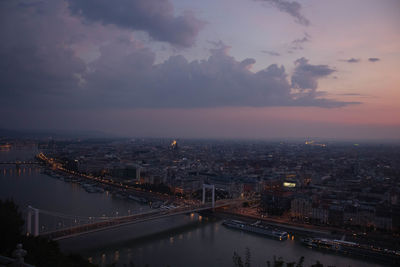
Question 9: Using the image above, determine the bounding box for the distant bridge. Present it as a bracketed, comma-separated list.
[0, 161, 40, 165]
[28, 199, 241, 241]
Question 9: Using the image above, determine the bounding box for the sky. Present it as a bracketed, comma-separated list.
[0, 0, 399, 140]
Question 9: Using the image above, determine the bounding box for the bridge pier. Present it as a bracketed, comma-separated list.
[26, 206, 39, 237]
[202, 184, 215, 208]
[34, 208, 39, 236]
[27, 209, 31, 235]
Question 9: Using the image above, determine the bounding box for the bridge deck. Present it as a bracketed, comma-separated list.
[40, 200, 240, 241]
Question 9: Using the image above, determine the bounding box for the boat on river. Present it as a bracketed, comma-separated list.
[223, 220, 288, 241]
[301, 237, 400, 264]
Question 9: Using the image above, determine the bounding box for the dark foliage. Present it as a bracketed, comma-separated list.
[0, 199, 24, 255]
[234, 249, 320, 267]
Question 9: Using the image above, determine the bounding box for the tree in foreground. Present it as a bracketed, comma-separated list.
[0, 199, 24, 255]
[233, 248, 323, 267]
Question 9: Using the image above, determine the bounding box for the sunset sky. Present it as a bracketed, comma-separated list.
[0, 0, 399, 139]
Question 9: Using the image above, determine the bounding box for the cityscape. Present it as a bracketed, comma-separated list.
[1, 0, 400, 267]
[1, 137, 399, 266]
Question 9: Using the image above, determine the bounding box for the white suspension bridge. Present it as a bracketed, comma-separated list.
[25, 184, 243, 241]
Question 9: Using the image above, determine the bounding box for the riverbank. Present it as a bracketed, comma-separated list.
[36, 152, 170, 203]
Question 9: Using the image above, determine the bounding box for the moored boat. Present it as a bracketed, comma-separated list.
[222, 220, 288, 241]
[301, 237, 400, 264]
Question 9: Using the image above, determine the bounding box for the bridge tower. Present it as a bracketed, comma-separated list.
[202, 184, 215, 208]
[26, 206, 39, 237]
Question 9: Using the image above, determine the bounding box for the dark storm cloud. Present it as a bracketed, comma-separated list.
[368, 57, 380, 62]
[66, 0, 203, 47]
[261, 50, 281, 56]
[291, 58, 337, 100]
[0, 0, 355, 111]
[0, 1, 86, 100]
[80, 40, 294, 108]
[340, 58, 361, 63]
[255, 0, 310, 26]
[79, 40, 354, 108]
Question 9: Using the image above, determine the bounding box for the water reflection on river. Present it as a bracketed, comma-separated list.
[0, 148, 383, 267]
[80, 217, 384, 267]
